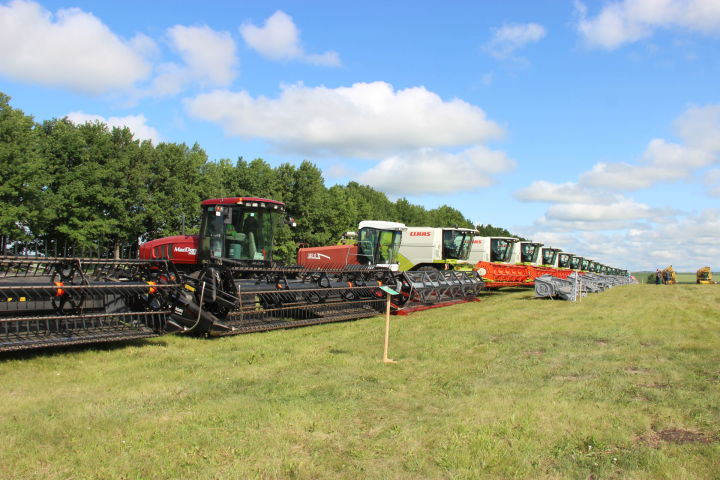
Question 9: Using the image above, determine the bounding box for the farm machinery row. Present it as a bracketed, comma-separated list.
[1, 196, 630, 353]
[0, 197, 484, 352]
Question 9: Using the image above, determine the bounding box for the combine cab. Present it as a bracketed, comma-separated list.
[141, 198, 389, 336]
[696, 267, 713, 284]
[396, 227, 477, 271]
[0, 256, 180, 352]
[509, 241, 543, 265]
[468, 237, 535, 289]
[298, 220, 405, 271]
[526, 247, 565, 283]
[298, 223, 484, 314]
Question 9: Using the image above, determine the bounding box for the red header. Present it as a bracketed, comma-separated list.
[201, 197, 286, 207]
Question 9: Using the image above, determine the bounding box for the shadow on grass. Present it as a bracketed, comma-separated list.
[0, 337, 169, 361]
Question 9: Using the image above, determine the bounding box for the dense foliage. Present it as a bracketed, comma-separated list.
[0, 93, 519, 262]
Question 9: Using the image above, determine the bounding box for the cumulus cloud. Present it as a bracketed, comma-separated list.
[674, 104, 720, 152]
[150, 25, 238, 96]
[240, 10, 340, 66]
[515, 102, 720, 244]
[576, 0, 720, 49]
[0, 0, 152, 94]
[514, 104, 720, 270]
[184, 81, 504, 157]
[358, 146, 515, 195]
[577, 105, 720, 191]
[578, 161, 688, 190]
[66, 111, 160, 143]
[483, 22, 547, 59]
[545, 198, 669, 222]
[520, 208, 720, 270]
[514, 180, 613, 204]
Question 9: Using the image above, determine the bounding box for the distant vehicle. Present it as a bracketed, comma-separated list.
[696, 266, 713, 284]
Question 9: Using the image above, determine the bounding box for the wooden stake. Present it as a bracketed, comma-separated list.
[383, 292, 396, 363]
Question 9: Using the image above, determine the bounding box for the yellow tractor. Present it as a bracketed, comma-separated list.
[696, 266, 713, 284]
[661, 266, 677, 284]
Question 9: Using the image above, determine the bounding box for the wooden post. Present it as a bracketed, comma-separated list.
[383, 291, 396, 363]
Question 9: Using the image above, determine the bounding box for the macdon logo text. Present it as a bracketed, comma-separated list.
[409, 231, 431, 237]
[307, 253, 331, 260]
[174, 246, 198, 256]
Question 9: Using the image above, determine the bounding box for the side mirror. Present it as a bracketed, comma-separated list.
[285, 216, 297, 228]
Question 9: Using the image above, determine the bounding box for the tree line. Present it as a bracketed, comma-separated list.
[0, 92, 517, 263]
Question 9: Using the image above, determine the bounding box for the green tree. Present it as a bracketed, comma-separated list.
[144, 142, 208, 240]
[394, 197, 429, 226]
[475, 223, 523, 239]
[289, 161, 332, 246]
[201, 158, 238, 199]
[427, 205, 474, 228]
[0, 93, 44, 251]
[38, 119, 150, 256]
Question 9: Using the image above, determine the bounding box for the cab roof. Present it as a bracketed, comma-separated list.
[358, 220, 407, 231]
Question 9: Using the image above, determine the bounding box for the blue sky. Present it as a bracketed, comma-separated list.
[1, 0, 719, 271]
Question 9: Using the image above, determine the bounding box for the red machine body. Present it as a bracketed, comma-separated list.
[139, 235, 200, 265]
[476, 261, 531, 288]
[297, 244, 361, 269]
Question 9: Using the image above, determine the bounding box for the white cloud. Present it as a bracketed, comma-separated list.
[576, 106, 720, 191]
[545, 198, 668, 222]
[66, 111, 160, 143]
[674, 104, 720, 153]
[576, 0, 720, 49]
[514, 104, 720, 270]
[0, 0, 151, 94]
[483, 22, 546, 59]
[168, 25, 237, 86]
[358, 146, 515, 195]
[514, 180, 613, 204]
[150, 25, 238, 96]
[184, 81, 504, 158]
[240, 10, 340, 66]
[704, 168, 720, 197]
[520, 208, 720, 270]
[578, 161, 689, 190]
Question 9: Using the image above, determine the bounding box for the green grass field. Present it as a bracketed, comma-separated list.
[1, 285, 718, 479]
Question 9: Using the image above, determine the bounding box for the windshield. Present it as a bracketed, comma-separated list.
[558, 253, 571, 268]
[200, 205, 278, 261]
[490, 239, 513, 262]
[442, 230, 473, 260]
[357, 227, 402, 265]
[521, 243, 540, 263]
[542, 249, 557, 265]
[581, 259, 590, 271]
[570, 257, 582, 270]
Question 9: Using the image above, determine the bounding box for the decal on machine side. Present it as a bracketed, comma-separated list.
[307, 253, 331, 260]
[174, 246, 198, 256]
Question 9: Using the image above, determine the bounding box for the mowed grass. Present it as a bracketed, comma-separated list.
[1, 285, 719, 479]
